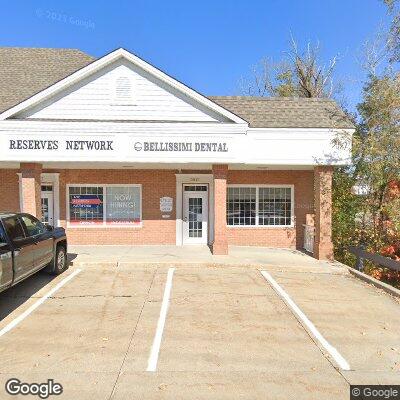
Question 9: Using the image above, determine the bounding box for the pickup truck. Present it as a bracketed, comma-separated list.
[0, 212, 68, 294]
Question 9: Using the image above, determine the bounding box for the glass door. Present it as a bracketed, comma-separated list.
[41, 185, 54, 225]
[182, 185, 208, 245]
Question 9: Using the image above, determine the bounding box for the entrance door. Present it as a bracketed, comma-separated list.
[41, 185, 54, 225]
[183, 185, 208, 245]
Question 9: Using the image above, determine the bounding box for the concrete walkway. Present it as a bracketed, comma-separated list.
[69, 245, 344, 272]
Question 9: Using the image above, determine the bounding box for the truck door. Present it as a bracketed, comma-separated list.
[2, 216, 35, 283]
[20, 214, 53, 270]
[0, 224, 13, 291]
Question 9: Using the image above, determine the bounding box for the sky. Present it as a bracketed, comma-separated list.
[0, 0, 392, 112]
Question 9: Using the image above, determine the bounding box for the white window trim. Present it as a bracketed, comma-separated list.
[66, 184, 142, 228]
[226, 184, 295, 228]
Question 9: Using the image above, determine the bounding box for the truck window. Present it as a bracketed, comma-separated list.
[21, 215, 46, 237]
[3, 217, 26, 242]
[0, 226, 7, 245]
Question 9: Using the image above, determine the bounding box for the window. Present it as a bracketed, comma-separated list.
[227, 186, 293, 227]
[41, 185, 53, 192]
[69, 186, 104, 226]
[21, 215, 46, 236]
[68, 185, 141, 226]
[0, 227, 6, 245]
[105, 186, 141, 225]
[113, 76, 134, 105]
[3, 217, 25, 242]
[227, 187, 256, 226]
[184, 185, 208, 192]
[259, 187, 292, 226]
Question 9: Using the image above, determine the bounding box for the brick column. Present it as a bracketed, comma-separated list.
[314, 166, 334, 260]
[212, 164, 228, 255]
[20, 163, 42, 219]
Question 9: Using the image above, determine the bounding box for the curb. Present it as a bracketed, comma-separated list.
[337, 263, 400, 299]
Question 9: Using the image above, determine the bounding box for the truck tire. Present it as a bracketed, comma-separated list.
[50, 245, 68, 275]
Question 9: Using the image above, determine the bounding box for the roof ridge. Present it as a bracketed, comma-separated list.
[0, 46, 87, 51]
[208, 95, 335, 102]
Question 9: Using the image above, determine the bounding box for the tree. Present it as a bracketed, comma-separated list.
[241, 39, 338, 98]
[354, 72, 400, 250]
[383, 0, 400, 61]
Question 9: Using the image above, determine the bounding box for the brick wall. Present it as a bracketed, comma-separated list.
[0, 167, 316, 250]
[58, 169, 177, 245]
[0, 169, 20, 213]
[227, 170, 314, 249]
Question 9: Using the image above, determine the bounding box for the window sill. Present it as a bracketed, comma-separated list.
[66, 223, 143, 229]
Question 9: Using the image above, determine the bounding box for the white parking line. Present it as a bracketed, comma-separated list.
[260, 270, 351, 371]
[147, 267, 175, 372]
[0, 268, 82, 338]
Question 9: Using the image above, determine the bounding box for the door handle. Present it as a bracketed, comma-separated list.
[183, 217, 188, 222]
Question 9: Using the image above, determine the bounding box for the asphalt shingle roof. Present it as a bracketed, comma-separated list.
[209, 96, 354, 129]
[0, 47, 354, 129]
[0, 47, 95, 113]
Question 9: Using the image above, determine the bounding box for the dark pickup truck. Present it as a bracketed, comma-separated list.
[0, 213, 68, 293]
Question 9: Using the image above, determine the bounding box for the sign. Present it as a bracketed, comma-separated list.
[106, 186, 141, 225]
[71, 195, 102, 208]
[133, 141, 228, 153]
[1, 133, 243, 163]
[160, 197, 173, 212]
[9, 139, 114, 151]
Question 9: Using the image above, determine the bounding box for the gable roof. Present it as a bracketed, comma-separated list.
[0, 47, 246, 124]
[0, 47, 354, 129]
[0, 47, 95, 114]
[209, 96, 354, 129]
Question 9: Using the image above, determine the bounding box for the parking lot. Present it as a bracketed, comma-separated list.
[0, 250, 399, 399]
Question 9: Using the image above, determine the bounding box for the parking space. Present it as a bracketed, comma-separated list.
[265, 268, 400, 385]
[0, 260, 398, 399]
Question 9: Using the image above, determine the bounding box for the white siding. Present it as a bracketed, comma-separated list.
[17, 59, 225, 122]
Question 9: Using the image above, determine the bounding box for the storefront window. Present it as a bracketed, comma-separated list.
[105, 186, 141, 225]
[69, 186, 104, 225]
[259, 187, 292, 226]
[226, 187, 256, 226]
[227, 186, 293, 227]
[68, 185, 141, 226]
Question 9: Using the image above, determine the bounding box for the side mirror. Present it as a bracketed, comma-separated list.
[45, 225, 54, 231]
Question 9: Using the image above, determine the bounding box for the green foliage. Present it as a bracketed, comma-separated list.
[333, 71, 400, 267]
[332, 168, 361, 265]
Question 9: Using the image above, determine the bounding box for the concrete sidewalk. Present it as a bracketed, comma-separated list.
[69, 245, 344, 272]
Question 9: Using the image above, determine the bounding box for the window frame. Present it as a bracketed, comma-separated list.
[226, 184, 295, 228]
[66, 184, 142, 228]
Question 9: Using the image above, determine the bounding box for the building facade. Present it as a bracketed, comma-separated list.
[0, 48, 354, 259]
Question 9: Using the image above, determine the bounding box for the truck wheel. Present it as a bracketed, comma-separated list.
[51, 246, 68, 275]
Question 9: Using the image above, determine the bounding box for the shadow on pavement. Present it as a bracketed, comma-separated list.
[0, 253, 79, 322]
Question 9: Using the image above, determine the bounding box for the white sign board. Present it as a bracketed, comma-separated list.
[160, 197, 173, 212]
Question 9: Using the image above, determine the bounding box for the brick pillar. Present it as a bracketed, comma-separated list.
[314, 166, 334, 260]
[212, 164, 228, 255]
[20, 163, 42, 219]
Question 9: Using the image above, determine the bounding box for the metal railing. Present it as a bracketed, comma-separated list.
[348, 246, 400, 272]
[303, 224, 315, 254]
